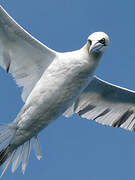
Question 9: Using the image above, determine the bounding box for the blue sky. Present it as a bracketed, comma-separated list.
[0, 0, 135, 179]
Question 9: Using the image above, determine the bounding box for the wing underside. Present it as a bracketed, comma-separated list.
[0, 6, 56, 101]
[64, 76, 135, 131]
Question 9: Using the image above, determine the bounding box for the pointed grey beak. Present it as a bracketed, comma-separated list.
[89, 41, 104, 53]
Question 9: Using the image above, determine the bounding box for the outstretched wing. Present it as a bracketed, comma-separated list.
[64, 76, 135, 131]
[0, 6, 56, 101]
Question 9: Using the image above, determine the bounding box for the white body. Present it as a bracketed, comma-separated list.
[1, 5, 135, 178]
[0, 6, 112, 177]
[13, 50, 95, 147]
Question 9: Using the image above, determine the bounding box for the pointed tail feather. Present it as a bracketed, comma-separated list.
[0, 124, 43, 177]
[12, 145, 24, 173]
[22, 140, 31, 174]
[33, 136, 42, 160]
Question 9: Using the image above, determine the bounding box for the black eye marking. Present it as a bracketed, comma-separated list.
[99, 38, 105, 45]
[88, 39, 92, 45]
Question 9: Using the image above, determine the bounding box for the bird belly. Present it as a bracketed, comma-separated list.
[12, 57, 93, 146]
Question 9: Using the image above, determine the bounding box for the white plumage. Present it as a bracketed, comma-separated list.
[0, 5, 134, 178]
[65, 76, 135, 131]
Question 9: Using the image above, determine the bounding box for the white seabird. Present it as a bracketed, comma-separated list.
[0, 5, 133, 177]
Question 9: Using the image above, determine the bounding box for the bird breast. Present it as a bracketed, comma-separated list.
[14, 52, 94, 145]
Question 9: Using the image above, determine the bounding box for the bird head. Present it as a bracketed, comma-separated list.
[87, 32, 110, 55]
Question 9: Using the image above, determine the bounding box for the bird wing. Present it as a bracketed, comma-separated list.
[64, 76, 135, 131]
[0, 6, 56, 102]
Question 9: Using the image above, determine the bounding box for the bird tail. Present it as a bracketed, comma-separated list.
[0, 124, 43, 177]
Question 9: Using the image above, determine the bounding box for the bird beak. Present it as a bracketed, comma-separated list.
[89, 41, 104, 53]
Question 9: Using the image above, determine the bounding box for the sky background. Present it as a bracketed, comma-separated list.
[0, 0, 135, 179]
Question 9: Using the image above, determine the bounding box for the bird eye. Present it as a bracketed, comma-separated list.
[88, 39, 92, 45]
[99, 38, 105, 45]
